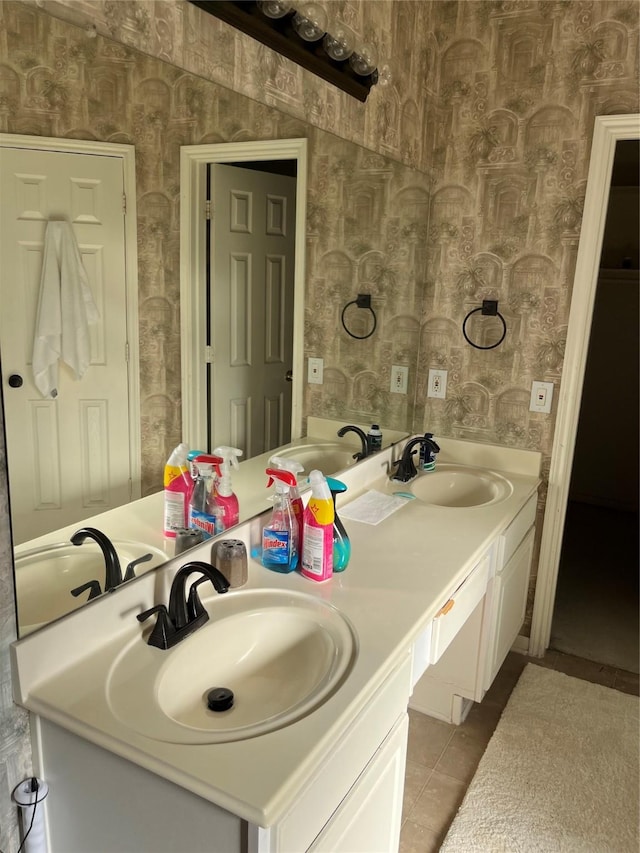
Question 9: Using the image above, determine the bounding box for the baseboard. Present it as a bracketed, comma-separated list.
[512, 634, 530, 655]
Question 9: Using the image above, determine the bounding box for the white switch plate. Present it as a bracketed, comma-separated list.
[390, 365, 408, 394]
[530, 380, 554, 413]
[308, 357, 324, 384]
[427, 368, 447, 399]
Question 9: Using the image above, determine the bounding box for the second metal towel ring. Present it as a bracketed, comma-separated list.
[462, 300, 507, 350]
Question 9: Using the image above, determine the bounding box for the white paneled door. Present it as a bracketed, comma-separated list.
[210, 164, 296, 459]
[0, 145, 132, 544]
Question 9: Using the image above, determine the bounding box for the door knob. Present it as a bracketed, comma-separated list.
[285, 370, 293, 382]
[8, 374, 23, 388]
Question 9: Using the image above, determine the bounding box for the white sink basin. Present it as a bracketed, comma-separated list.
[107, 589, 356, 744]
[405, 464, 513, 507]
[15, 541, 168, 634]
[276, 442, 358, 476]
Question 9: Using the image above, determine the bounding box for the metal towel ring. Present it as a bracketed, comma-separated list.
[341, 294, 377, 340]
[462, 300, 507, 350]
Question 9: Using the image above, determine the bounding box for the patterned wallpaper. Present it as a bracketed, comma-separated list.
[0, 2, 638, 847]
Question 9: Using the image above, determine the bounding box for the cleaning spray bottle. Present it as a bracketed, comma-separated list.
[301, 470, 334, 582]
[163, 442, 194, 538]
[326, 477, 351, 572]
[269, 455, 305, 557]
[212, 446, 243, 530]
[262, 468, 299, 573]
[188, 454, 223, 540]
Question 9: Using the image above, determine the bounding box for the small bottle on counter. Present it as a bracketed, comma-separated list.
[367, 423, 383, 453]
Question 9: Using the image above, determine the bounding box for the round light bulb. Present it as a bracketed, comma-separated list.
[349, 42, 378, 76]
[292, 3, 328, 42]
[257, 0, 293, 19]
[323, 23, 355, 61]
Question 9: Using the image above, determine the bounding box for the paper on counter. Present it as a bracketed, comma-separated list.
[339, 490, 412, 525]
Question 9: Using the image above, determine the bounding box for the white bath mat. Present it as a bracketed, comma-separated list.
[441, 664, 639, 853]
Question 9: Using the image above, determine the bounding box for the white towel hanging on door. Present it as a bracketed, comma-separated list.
[32, 220, 100, 398]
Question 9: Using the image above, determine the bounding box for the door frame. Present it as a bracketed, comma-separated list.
[0, 133, 141, 498]
[529, 113, 640, 657]
[180, 138, 307, 452]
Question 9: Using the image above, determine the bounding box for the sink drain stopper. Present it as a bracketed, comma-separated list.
[206, 687, 234, 712]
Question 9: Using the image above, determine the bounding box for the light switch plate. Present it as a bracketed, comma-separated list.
[308, 357, 323, 384]
[530, 380, 553, 413]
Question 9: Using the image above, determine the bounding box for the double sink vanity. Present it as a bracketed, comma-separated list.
[11, 428, 540, 853]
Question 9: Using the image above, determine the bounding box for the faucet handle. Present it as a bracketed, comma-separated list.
[123, 552, 154, 582]
[137, 604, 176, 650]
[70, 579, 103, 600]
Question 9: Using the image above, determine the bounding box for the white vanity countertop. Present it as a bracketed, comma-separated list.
[11, 436, 540, 828]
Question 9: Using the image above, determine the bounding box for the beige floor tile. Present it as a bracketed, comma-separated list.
[399, 819, 442, 853]
[434, 728, 487, 785]
[551, 651, 617, 687]
[407, 708, 455, 769]
[408, 769, 466, 835]
[402, 760, 432, 821]
[457, 699, 502, 742]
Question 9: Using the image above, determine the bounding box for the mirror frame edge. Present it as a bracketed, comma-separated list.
[180, 138, 308, 451]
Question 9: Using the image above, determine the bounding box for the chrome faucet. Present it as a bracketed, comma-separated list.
[391, 435, 440, 483]
[70, 527, 123, 600]
[137, 560, 230, 650]
[337, 425, 369, 460]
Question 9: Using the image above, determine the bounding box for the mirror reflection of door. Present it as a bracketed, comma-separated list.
[0, 143, 134, 544]
[209, 162, 296, 459]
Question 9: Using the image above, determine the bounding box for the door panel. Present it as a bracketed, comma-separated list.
[210, 164, 295, 459]
[0, 146, 132, 544]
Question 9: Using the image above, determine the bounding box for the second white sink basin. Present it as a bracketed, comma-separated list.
[15, 540, 168, 635]
[107, 589, 356, 744]
[275, 442, 357, 476]
[406, 464, 513, 507]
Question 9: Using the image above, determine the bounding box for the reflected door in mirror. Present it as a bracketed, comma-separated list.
[0, 146, 133, 544]
[210, 164, 295, 459]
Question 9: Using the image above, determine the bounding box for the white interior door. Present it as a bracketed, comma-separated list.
[209, 163, 296, 459]
[0, 145, 132, 544]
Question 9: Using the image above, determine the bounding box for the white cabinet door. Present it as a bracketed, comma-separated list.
[308, 714, 408, 853]
[486, 526, 535, 687]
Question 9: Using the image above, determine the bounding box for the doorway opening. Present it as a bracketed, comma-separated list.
[549, 140, 639, 673]
[530, 115, 640, 667]
[180, 139, 307, 457]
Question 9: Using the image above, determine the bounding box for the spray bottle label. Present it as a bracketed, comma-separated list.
[189, 508, 219, 539]
[262, 529, 291, 565]
[301, 525, 327, 576]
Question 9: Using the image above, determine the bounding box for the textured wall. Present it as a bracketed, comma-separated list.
[0, 2, 638, 846]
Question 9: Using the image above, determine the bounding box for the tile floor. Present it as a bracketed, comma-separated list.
[399, 649, 640, 853]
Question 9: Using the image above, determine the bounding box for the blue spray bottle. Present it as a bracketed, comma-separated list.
[261, 468, 299, 573]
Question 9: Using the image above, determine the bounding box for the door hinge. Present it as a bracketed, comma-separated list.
[125, 341, 130, 362]
[205, 345, 214, 363]
[205, 199, 212, 220]
[122, 193, 127, 214]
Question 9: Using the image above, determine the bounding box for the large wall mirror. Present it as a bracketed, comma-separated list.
[2, 4, 421, 637]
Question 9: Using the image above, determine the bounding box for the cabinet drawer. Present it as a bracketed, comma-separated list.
[498, 493, 537, 567]
[430, 551, 491, 664]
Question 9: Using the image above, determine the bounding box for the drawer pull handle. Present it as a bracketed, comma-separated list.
[436, 599, 455, 617]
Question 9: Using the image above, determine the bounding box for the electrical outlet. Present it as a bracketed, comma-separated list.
[428, 368, 447, 399]
[308, 357, 323, 384]
[390, 365, 408, 394]
[529, 380, 553, 413]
